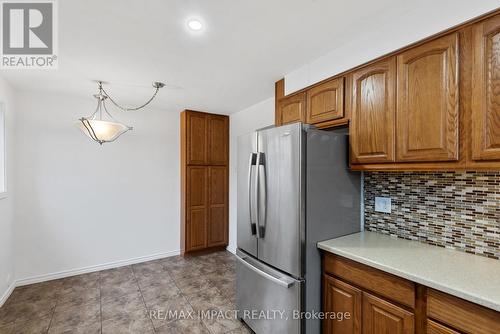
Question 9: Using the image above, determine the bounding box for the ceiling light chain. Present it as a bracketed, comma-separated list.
[75, 81, 165, 145]
[100, 81, 165, 112]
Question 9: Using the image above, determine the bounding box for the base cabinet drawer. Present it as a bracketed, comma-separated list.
[362, 292, 414, 334]
[427, 320, 460, 334]
[324, 254, 415, 308]
[427, 289, 500, 334]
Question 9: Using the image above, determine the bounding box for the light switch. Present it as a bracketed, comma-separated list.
[375, 197, 391, 213]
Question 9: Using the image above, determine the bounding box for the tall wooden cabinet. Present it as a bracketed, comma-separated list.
[181, 110, 229, 255]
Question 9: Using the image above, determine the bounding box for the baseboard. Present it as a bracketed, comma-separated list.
[15, 249, 180, 287]
[0, 281, 15, 308]
[226, 245, 236, 254]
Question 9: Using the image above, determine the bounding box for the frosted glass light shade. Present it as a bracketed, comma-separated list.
[76, 118, 132, 144]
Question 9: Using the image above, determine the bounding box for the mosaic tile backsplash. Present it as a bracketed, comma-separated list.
[364, 172, 500, 259]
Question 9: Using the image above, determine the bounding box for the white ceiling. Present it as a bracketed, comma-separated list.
[0, 0, 495, 114]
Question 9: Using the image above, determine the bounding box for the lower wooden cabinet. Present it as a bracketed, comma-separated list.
[322, 253, 500, 334]
[427, 289, 500, 334]
[323, 275, 361, 334]
[362, 292, 414, 334]
[322, 275, 413, 334]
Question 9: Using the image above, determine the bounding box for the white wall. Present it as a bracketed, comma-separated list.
[285, 1, 500, 94]
[0, 77, 16, 305]
[228, 97, 275, 252]
[14, 91, 180, 282]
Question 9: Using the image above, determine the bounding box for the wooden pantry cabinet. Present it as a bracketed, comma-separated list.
[180, 110, 229, 255]
[322, 253, 500, 334]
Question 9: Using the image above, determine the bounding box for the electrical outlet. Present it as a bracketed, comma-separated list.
[375, 196, 391, 213]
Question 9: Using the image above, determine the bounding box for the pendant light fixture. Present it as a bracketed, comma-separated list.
[76, 81, 165, 145]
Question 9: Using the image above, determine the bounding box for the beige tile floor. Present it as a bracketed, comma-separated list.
[0, 251, 253, 334]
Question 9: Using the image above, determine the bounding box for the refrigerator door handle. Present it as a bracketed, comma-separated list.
[235, 254, 295, 288]
[254, 152, 262, 239]
[259, 153, 267, 238]
[248, 153, 257, 236]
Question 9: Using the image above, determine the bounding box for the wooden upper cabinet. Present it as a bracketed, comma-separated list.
[208, 115, 229, 165]
[350, 58, 396, 164]
[362, 292, 414, 334]
[396, 33, 459, 162]
[323, 275, 361, 334]
[306, 77, 344, 124]
[472, 14, 500, 161]
[278, 92, 306, 125]
[186, 112, 208, 165]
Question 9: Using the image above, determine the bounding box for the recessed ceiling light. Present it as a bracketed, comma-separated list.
[187, 19, 203, 31]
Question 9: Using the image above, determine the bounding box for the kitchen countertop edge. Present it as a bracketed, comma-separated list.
[318, 231, 500, 312]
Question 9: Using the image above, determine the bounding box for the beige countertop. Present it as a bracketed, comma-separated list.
[317, 231, 500, 312]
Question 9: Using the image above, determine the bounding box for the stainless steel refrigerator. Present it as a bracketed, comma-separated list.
[236, 123, 361, 334]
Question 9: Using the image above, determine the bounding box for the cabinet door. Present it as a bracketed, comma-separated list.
[362, 292, 414, 334]
[207, 166, 228, 247]
[187, 112, 208, 165]
[396, 33, 459, 162]
[208, 115, 229, 165]
[307, 77, 344, 124]
[472, 14, 500, 161]
[187, 166, 208, 251]
[323, 275, 361, 334]
[278, 92, 306, 125]
[350, 58, 396, 163]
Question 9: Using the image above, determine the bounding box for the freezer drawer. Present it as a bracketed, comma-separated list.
[236, 250, 302, 334]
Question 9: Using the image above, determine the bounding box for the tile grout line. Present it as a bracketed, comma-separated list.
[165, 259, 215, 334]
[178, 256, 238, 334]
[45, 290, 59, 334]
[98, 271, 103, 334]
[130, 265, 157, 334]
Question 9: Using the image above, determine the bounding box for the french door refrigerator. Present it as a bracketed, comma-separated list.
[236, 123, 361, 334]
